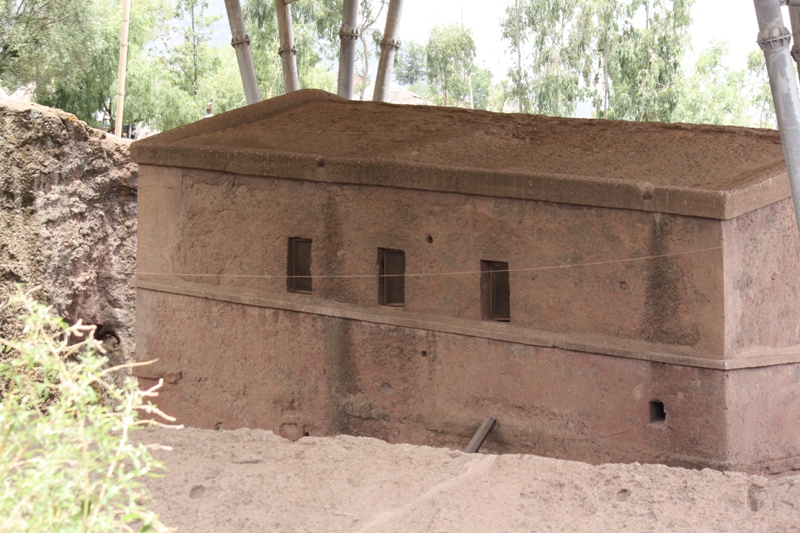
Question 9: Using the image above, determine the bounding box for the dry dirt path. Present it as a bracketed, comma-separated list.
[138, 427, 800, 532]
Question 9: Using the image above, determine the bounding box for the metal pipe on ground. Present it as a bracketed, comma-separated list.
[372, 0, 404, 102]
[276, 0, 300, 93]
[754, 0, 800, 235]
[337, 0, 358, 99]
[224, 0, 261, 105]
[114, 0, 132, 138]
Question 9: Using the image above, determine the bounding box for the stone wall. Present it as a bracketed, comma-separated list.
[0, 97, 137, 365]
[137, 165, 726, 364]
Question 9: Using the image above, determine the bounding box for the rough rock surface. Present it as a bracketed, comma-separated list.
[138, 426, 800, 532]
[0, 96, 137, 364]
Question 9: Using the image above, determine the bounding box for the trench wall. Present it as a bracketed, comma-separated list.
[0, 97, 138, 364]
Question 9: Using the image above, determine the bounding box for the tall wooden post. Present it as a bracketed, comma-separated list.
[114, 0, 132, 137]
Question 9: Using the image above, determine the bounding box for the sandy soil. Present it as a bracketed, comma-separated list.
[138, 426, 800, 532]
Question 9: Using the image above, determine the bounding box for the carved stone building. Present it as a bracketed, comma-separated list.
[132, 90, 800, 474]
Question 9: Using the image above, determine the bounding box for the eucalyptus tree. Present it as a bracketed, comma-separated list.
[746, 49, 776, 129]
[168, 0, 220, 95]
[354, 0, 387, 99]
[31, 0, 174, 130]
[244, 0, 341, 97]
[243, 0, 388, 99]
[600, 0, 693, 121]
[672, 40, 749, 126]
[425, 24, 476, 107]
[501, 0, 693, 122]
[500, 0, 592, 116]
[0, 0, 105, 91]
[395, 40, 426, 86]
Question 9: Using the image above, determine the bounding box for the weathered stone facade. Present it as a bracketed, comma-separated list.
[0, 96, 138, 365]
[132, 90, 800, 474]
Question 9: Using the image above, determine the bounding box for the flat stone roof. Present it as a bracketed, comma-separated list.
[131, 89, 790, 219]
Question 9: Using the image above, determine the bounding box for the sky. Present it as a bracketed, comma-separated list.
[209, 0, 779, 81]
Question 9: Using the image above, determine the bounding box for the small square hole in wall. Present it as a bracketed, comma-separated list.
[649, 400, 666, 423]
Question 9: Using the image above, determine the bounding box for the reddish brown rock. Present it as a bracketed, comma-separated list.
[132, 90, 800, 473]
[0, 96, 138, 365]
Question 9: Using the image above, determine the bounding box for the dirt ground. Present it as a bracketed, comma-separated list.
[138, 426, 800, 532]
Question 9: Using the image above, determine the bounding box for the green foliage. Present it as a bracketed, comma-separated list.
[746, 49, 776, 129]
[501, 0, 591, 116]
[354, 0, 387, 99]
[672, 40, 749, 126]
[601, 0, 694, 121]
[1, 0, 244, 131]
[167, 0, 221, 95]
[395, 40, 426, 86]
[501, 0, 693, 121]
[0, 292, 170, 532]
[243, 0, 341, 98]
[0, 0, 104, 91]
[426, 24, 476, 107]
[471, 66, 493, 111]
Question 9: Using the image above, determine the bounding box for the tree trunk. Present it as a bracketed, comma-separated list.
[603, 20, 609, 117]
[515, 0, 523, 113]
[191, 7, 199, 88]
[360, 25, 369, 100]
[114, 0, 131, 137]
[469, 70, 474, 109]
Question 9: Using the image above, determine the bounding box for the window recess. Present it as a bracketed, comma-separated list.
[287, 238, 312, 293]
[481, 260, 510, 321]
[379, 249, 405, 306]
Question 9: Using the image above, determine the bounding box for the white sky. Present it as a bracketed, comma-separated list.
[209, 0, 781, 80]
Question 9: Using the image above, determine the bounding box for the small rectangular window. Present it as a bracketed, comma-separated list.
[287, 238, 312, 293]
[481, 260, 510, 321]
[379, 249, 405, 306]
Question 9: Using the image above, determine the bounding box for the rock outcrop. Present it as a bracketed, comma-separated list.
[0, 96, 137, 365]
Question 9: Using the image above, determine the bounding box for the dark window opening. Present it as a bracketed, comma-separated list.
[287, 238, 312, 293]
[649, 400, 666, 423]
[379, 249, 405, 306]
[481, 260, 510, 321]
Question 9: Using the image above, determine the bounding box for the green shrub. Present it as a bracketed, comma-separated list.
[0, 292, 171, 532]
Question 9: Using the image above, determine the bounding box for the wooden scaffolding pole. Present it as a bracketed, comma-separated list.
[114, 0, 132, 137]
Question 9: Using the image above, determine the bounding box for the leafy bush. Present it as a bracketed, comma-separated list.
[0, 292, 172, 532]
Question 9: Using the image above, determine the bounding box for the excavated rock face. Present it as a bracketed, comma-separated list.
[0, 97, 137, 365]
